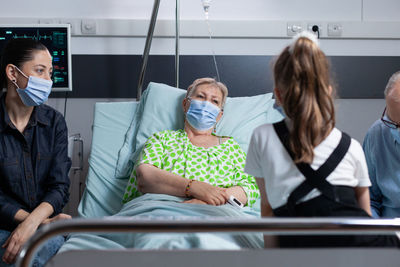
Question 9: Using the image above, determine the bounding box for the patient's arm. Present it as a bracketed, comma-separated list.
[183, 187, 246, 206]
[136, 163, 229, 205]
[182, 199, 207, 205]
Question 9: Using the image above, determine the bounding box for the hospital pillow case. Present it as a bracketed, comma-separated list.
[115, 82, 283, 178]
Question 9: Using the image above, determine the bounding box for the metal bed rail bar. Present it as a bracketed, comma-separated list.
[17, 217, 400, 267]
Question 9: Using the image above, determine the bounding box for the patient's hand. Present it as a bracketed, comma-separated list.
[42, 213, 72, 225]
[182, 199, 207, 205]
[189, 181, 229, 206]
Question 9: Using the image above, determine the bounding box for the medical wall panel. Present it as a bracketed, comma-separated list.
[0, 0, 361, 21]
[50, 55, 400, 99]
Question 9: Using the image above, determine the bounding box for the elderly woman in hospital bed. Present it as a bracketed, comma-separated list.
[59, 77, 286, 253]
[123, 77, 259, 208]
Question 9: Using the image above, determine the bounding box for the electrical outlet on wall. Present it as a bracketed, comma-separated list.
[287, 22, 303, 36]
[328, 23, 343, 37]
[307, 23, 322, 36]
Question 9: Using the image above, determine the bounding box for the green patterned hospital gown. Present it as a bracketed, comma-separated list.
[122, 129, 259, 207]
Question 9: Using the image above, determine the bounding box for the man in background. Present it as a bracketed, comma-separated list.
[363, 71, 400, 218]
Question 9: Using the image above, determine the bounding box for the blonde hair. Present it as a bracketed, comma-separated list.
[274, 37, 336, 163]
[186, 77, 228, 108]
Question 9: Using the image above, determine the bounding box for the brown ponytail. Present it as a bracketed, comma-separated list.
[273, 37, 336, 163]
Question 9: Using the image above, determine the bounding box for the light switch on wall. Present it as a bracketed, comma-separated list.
[81, 19, 96, 34]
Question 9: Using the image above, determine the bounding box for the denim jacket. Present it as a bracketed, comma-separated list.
[0, 94, 71, 231]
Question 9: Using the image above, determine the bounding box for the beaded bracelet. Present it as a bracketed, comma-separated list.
[185, 179, 194, 198]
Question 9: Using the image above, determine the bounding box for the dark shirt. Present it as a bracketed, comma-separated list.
[0, 93, 71, 231]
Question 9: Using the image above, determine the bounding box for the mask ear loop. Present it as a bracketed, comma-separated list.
[12, 65, 29, 79]
[10, 65, 28, 90]
[213, 106, 223, 134]
[183, 97, 191, 125]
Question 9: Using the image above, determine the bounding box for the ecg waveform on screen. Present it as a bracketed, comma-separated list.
[0, 27, 69, 89]
[0, 29, 66, 47]
[10, 34, 53, 41]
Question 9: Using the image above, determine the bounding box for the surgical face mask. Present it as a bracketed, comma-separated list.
[186, 99, 221, 131]
[12, 66, 53, 106]
[390, 128, 400, 144]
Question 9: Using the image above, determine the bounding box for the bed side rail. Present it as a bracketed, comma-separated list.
[16, 217, 400, 267]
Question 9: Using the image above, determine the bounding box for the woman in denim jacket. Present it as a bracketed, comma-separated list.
[0, 38, 71, 266]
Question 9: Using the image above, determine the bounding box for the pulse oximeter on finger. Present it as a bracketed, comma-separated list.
[227, 195, 244, 208]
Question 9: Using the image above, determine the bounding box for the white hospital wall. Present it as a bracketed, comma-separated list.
[2, 0, 400, 21]
[1, 1, 399, 204]
[0, 0, 363, 20]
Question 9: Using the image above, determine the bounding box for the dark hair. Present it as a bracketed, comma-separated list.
[274, 37, 336, 163]
[0, 38, 48, 88]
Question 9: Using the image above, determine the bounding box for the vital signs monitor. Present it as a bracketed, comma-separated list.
[0, 24, 72, 92]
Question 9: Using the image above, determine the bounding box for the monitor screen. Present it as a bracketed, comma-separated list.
[0, 24, 72, 91]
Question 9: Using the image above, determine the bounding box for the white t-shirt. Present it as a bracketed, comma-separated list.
[244, 122, 371, 209]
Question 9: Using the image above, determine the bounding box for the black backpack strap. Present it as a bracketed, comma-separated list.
[273, 120, 351, 208]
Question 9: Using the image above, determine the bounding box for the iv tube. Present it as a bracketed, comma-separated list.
[201, 0, 221, 82]
[202, 0, 211, 20]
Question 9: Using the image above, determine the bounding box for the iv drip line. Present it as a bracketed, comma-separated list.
[202, 0, 221, 82]
[202, 0, 210, 19]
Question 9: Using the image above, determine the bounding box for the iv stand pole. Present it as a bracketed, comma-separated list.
[137, 0, 180, 100]
[175, 0, 180, 88]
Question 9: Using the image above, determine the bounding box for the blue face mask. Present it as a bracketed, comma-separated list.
[186, 99, 221, 131]
[12, 66, 53, 106]
[273, 102, 286, 117]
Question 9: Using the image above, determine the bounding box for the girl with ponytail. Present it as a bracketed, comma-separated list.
[245, 31, 399, 247]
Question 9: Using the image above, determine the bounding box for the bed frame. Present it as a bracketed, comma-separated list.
[17, 217, 400, 267]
